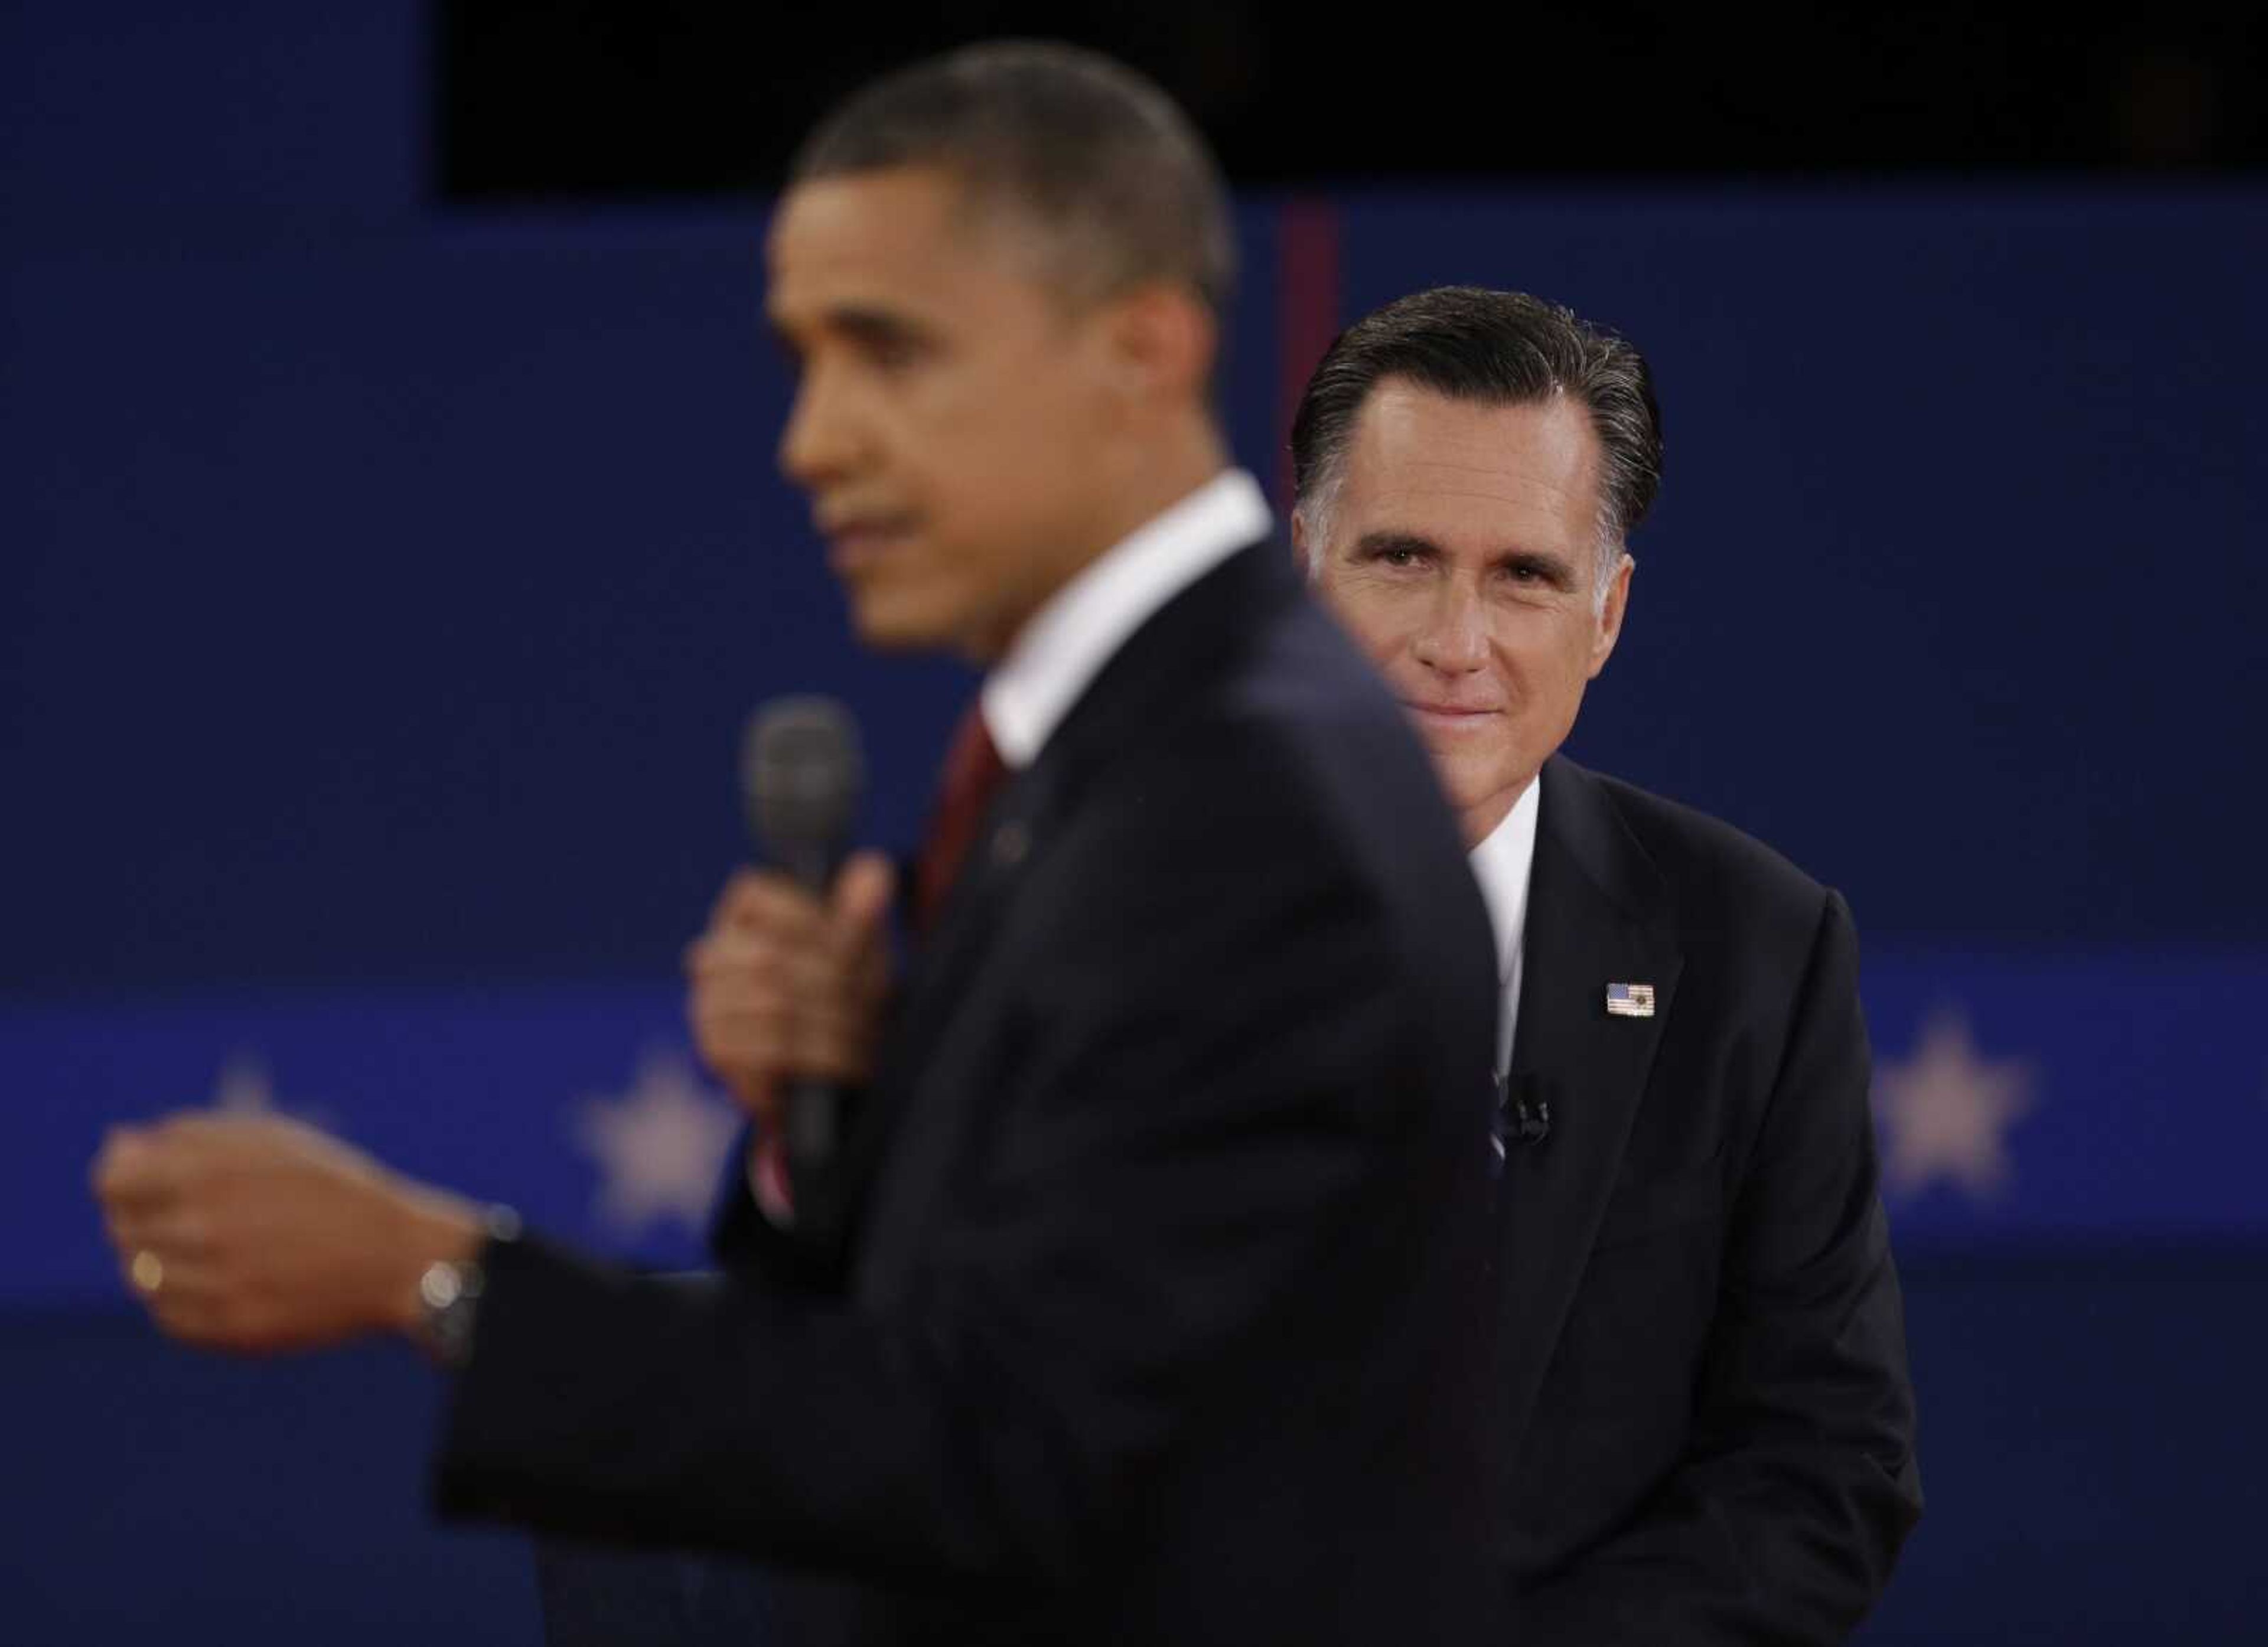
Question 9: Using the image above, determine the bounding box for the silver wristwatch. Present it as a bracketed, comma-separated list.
[415, 1204, 522, 1368]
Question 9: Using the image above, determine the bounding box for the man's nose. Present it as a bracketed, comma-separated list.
[1410, 581, 1488, 674]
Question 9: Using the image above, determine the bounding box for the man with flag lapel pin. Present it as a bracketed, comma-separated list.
[1293, 286, 1921, 1646]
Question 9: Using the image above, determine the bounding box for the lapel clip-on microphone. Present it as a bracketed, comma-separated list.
[1497, 1070, 1552, 1148]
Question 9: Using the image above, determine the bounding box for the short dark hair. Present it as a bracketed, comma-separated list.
[1291, 286, 1663, 572]
[792, 41, 1236, 320]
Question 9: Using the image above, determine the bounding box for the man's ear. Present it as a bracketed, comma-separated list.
[1100, 282, 1216, 410]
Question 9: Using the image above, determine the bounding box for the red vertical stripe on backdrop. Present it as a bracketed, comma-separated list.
[1275, 197, 1343, 516]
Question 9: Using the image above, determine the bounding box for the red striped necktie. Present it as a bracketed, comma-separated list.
[911, 701, 1010, 936]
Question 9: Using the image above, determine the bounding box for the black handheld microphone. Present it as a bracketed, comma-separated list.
[741, 695, 865, 1179]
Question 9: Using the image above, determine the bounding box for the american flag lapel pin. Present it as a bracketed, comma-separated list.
[1605, 982, 1656, 1019]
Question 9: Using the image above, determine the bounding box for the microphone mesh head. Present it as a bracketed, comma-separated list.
[742, 695, 863, 862]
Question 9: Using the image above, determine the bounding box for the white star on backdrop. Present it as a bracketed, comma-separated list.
[1875, 1007, 2038, 1202]
[571, 1049, 743, 1236]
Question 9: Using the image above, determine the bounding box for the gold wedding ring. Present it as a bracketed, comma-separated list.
[130, 1249, 165, 1295]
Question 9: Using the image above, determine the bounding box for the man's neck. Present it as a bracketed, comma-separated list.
[1459, 775, 1534, 852]
[966, 420, 1230, 663]
[1460, 798, 1515, 857]
[1089, 422, 1230, 563]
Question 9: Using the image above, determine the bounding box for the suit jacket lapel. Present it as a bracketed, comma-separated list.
[822, 537, 1291, 1280]
[1495, 756, 1684, 1451]
[832, 758, 1055, 1275]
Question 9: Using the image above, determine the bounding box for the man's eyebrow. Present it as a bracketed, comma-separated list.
[1352, 530, 1441, 557]
[770, 305, 935, 356]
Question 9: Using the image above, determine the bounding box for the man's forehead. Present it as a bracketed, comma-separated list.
[1353, 380, 1594, 467]
[1344, 385, 1600, 518]
[773, 164, 966, 246]
[770, 169, 960, 293]
[776, 180, 1087, 346]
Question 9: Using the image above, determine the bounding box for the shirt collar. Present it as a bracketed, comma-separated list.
[1468, 774, 1542, 987]
[981, 469, 1272, 768]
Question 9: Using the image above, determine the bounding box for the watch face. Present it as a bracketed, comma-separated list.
[418, 1216, 510, 1367]
[419, 1260, 482, 1367]
[420, 1261, 467, 1311]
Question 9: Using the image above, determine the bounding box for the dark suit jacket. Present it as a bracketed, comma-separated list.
[1494, 755, 1922, 1643]
[432, 541, 1506, 1645]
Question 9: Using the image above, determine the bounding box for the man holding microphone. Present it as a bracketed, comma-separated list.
[94, 43, 1502, 1645]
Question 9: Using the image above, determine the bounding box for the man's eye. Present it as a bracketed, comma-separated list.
[863, 334, 926, 371]
[1498, 559, 1563, 589]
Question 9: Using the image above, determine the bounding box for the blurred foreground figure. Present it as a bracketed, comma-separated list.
[93, 43, 1502, 1646]
[1296, 286, 1922, 1644]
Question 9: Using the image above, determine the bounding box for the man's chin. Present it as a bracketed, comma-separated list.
[1431, 749, 1529, 810]
[1419, 729, 1506, 780]
[843, 587, 954, 654]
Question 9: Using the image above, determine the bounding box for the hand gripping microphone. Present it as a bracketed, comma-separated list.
[741, 695, 865, 1177]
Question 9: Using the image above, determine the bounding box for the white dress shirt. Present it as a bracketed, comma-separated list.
[982, 468, 1273, 768]
[1469, 774, 1542, 1079]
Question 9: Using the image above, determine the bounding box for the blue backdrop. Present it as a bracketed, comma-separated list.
[5, 3, 2264, 1641]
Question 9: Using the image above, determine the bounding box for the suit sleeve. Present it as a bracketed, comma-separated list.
[429, 739, 1439, 1594]
[1516, 889, 1923, 1645]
